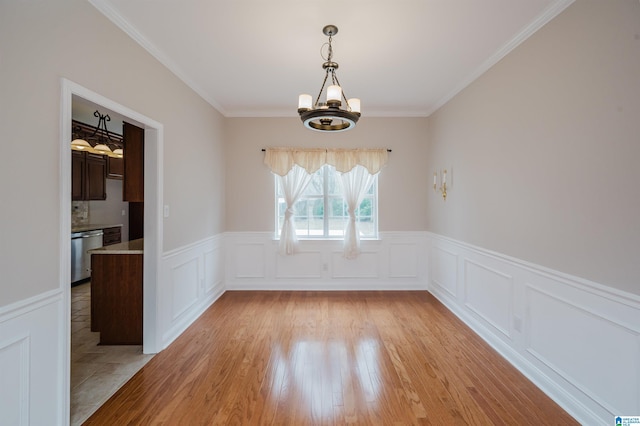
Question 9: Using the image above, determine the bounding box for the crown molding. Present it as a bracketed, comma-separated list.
[426, 0, 575, 117]
[88, 0, 227, 116]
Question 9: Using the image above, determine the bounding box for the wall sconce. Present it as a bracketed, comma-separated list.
[433, 169, 448, 201]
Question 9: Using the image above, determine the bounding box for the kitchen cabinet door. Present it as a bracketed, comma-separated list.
[103, 226, 122, 246]
[72, 151, 106, 200]
[123, 122, 144, 202]
[107, 156, 124, 180]
[71, 151, 85, 201]
[85, 153, 107, 200]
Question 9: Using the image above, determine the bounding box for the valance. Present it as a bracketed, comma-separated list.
[264, 147, 389, 176]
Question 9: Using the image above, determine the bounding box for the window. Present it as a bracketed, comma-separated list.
[276, 165, 377, 239]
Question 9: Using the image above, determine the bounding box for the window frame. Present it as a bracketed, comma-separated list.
[274, 165, 379, 240]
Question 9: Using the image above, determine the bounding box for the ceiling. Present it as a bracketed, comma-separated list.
[89, 0, 573, 118]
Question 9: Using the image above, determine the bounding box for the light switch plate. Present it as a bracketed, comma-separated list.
[163, 205, 170, 218]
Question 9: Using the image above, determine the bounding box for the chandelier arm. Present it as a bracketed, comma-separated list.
[314, 70, 331, 108]
[88, 110, 115, 145]
[332, 74, 351, 109]
[88, 110, 102, 138]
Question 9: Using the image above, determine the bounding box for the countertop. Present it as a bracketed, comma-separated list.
[72, 223, 123, 233]
[88, 238, 143, 255]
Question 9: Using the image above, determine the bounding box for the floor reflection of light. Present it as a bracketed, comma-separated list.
[355, 338, 381, 402]
[268, 337, 381, 420]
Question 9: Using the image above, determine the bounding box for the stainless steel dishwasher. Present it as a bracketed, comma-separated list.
[71, 230, 104, 284]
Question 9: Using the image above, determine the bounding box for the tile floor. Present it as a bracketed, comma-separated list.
[70, 282, 154, 425]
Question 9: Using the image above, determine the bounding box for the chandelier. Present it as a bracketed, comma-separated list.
[297, 25, 361, 132]
[70, 110, 123, 158]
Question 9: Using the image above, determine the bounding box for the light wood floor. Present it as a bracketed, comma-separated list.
[85, 291, 577, 425]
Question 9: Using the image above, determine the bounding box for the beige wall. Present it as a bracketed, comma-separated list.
[225, 117, 429, 232]
[0, 0, 225, 305]
[426, 0, 640, 295]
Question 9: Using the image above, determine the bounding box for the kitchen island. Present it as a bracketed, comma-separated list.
[89, 238, 143, 345]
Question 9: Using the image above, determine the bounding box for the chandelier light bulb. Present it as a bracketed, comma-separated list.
[348, 98, 361, 113]
[71, 139, 91, 151]
[298, 94, 312, 110]
[93, 143, 113, 155]
[327, 85, 342, 102]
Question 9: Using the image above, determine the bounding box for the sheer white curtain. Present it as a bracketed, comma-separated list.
[276, 165, 313, 255]
[264, 147, 388, 257]
[265, 148, 326, 255]
[338, 165, 377, 259]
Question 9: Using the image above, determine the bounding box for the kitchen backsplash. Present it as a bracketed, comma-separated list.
[72, 201, 89, 226]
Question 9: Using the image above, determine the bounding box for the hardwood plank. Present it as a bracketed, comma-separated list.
[84, 291, 578, 425]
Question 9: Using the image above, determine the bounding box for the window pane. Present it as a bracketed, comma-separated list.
[357, 198, 373, 221]
[329, 197, 346, 218]
[305, 170, 324, 196]
[293, 198, 323, 236]
[357, 219, 375, 236]
[327, 166, 341, 195]
[275, 165, 377, 239]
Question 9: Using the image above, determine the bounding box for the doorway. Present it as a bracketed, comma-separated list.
[60, 79, 164, 422]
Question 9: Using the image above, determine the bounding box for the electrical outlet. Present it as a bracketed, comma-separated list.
[322, 263, 328, 271]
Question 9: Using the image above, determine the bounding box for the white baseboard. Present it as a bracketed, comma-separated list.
[427, 232, 640, 425]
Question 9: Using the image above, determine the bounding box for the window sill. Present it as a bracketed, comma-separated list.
[272, 236, 381, 242]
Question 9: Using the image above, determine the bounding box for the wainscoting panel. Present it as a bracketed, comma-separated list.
[0, 334, 29, 425]
[464, 259, 513, 340]
[276, 251, 323, 279]
[427, 232, 640, 425]
[234, 242, 266, 279]
[0, 290, 64, 425]
[170, 258, 199, 322]
[388, 243, 419, 278]
[160, 235, 225, 349]
[526, 285, 640, 417]
[204, 247, 223, 294]
[332, 251, 380, 279]
[225, 232, 427, 290]
[430, 246, 458, 298]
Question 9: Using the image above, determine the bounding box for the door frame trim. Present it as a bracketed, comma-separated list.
[60, 78, 164, 422]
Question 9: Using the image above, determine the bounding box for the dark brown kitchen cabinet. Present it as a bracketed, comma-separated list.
[107, 156, 124, 180]
[71, 151, 85, 200]
[123, 122, 144, 202]
[72, 151, 106, 201]
[129, 202, 144, 240]
[91, 252, 142, 345]
[103, 226, 122, 246]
